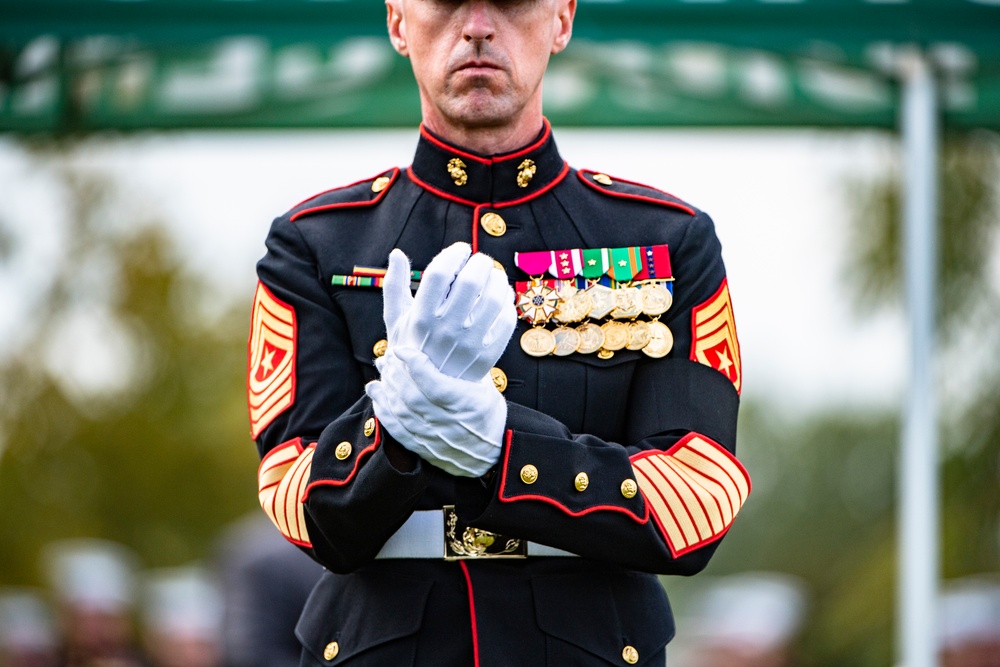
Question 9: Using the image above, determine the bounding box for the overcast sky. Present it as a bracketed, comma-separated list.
[1, 128, 908, 415]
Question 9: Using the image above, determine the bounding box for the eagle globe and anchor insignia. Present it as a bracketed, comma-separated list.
[443, 506, 526, 559]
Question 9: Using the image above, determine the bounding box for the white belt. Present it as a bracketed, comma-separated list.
[375, 509, 577, 560]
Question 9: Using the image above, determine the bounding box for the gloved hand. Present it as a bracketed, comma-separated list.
[382, 243, 516, 382]
[366, 346, 505, 477]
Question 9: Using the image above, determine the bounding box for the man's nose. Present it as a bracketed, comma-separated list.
[463, 1, 495, 42]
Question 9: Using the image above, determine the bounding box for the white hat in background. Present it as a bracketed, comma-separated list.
[0, 588, 56, 651]
[692, 571, 808, 650]
[43, 538, 138, 612]
[142, 565, 222, 639]
[939, 575, 1000, 649]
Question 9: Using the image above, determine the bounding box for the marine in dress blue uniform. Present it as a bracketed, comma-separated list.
[247, 2, 750, 665]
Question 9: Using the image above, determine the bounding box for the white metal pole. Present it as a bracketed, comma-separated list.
[898, 50, 939, 667]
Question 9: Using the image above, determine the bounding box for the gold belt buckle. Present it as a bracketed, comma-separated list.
[443, 506, 527, 560]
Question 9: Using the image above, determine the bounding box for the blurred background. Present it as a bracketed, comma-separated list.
[1, 1, 999, 666]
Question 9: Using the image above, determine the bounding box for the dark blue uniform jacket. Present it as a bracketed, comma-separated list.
[249, 122, 749, 667]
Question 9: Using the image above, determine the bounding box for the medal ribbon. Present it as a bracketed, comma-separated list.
[551, 248, 583, 279]
[580, 248, 609, 279]
[608, 247, 643, 282]
[515, 251, 555, 277]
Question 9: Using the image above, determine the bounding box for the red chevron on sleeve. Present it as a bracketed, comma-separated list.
[630, 433, 751, 558]
[248, 282, 297, 438]
[691, 278, 742, 394]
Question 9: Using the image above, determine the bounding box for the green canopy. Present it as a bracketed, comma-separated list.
[1, 0, 998, 132]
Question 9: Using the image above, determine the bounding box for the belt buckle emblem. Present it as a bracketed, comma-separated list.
[443, 506, 527, 560]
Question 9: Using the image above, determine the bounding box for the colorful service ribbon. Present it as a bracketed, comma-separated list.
[516, 244, 672, 282]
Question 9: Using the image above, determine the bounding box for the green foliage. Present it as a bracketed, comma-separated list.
[844, 131, 1000, 341]
[0, 155, 258, 586]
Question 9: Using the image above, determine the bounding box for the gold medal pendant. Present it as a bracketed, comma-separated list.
[554, 289, 593, 324]
[626, 320, 651, 350]
[575, 322, 605, 355]
[552, 326, 581, 356]
[520, 327, 556, 357]
[640, 283, 673, 317]
[611, 287, 642, 320]
[600, 320, 630, 351]
[517, 282, 559, 325]
[585, 284, 617, 320]
[642, 320, 674, 358]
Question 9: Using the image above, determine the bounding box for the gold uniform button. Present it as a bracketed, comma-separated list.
[364, 417, 376, 437]
[574, 472, 590, 492]
[520, 465, 539, 484]
[372, 338, 388, 358]
[621, 479, 638, 499]
[480, 212, 507, 237]
[371, 176, 391, 193]
[490, 367, 508, 393]
[335, 442, 352, 460]
[622, 645, 639, 664]
[493, 259, 505, 272]
[323, 641, 340, 661]
[593, 173, 613, 186]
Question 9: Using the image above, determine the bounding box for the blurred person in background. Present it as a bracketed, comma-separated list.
[684, 572, 807, 667]
[214, 513, 322, 667]
[0, 588, 58, 667]
[141, 566, 222, 667]
[939, 575, 1000, 667]
[249, 0, 749, 664]
[43, 539, 146, 667]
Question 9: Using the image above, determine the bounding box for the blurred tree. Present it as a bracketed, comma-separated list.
[664, 131, 1000, 667]
[844, 129, 1000, 576]
[0, 145, 258, 585]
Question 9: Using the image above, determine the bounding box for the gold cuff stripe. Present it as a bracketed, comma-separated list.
[683, 436, 750, 501]
[277, 446, 314, 545]
[647, 456, 719, 539]
[631, 435, 750, 556]
[632, 463, 689, 551]
[257, 440, 313, 547]
[633, 458, 702, 546]
[675, 438, 749, 511]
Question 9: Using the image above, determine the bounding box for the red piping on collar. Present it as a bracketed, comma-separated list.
[289, 168, 400, 222]
[577, 170, 697, 216]
[418, 118, 552, 165]
[470, 162, 570, 253]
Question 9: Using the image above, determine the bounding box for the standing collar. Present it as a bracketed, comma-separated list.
[408, 119, 567, 206]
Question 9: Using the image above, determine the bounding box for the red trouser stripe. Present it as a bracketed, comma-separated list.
[459, 561, 481, 667]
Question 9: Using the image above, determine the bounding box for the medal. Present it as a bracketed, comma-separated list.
[611, 287, 643, 320]
[600, 320, 630, 351]
[520, 327, 556, 357]
[626, 320, 651, 350]
[642, 321, 674, 358]
[554, 289, 593, 324]
[585, 283, 617, 320]
[640, 283, 673, 316]
[576, 322, 605, 355]
[516, 282, 559, 325]
[552, 326, 581, 356]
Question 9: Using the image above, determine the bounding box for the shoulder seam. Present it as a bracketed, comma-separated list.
[288, 168, 400, 222]
[576, 170, 696, 216]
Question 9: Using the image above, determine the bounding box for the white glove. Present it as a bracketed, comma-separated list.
[366, 347, 505, 477]
[382, 243, 516, 382]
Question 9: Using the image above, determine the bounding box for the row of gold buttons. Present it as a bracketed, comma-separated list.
[518, 465, 638, 499]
